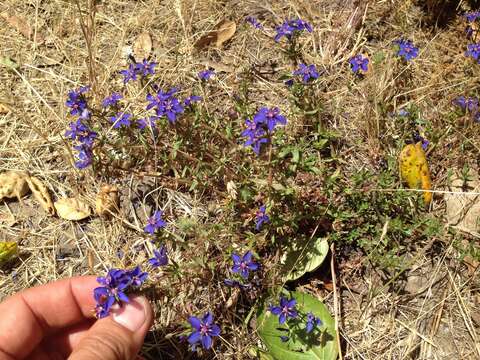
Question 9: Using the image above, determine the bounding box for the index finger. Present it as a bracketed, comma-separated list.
[0, 276, 97, 359]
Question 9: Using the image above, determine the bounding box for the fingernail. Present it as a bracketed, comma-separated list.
[112, 296, 148, 332]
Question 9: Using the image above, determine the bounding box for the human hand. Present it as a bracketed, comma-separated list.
[0, 276, 153, 360]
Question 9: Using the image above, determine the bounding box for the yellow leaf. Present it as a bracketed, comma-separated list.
[54, 197, 91, 220]
[0, 171, 30, 201]
[25, 176, 55, 215]
[95, 185, 120, 218]
[0, 241, 18, 265]
[399, 142, 432, 205]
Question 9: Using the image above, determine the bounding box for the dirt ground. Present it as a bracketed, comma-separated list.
[1, 0, 479, 359]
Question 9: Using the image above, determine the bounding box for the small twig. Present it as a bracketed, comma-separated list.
[330, 243, 343, 360]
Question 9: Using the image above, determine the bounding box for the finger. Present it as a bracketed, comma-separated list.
[69, 296, 153, 360]
[0, 276, 97, 359]
[41, 320, 94, 358]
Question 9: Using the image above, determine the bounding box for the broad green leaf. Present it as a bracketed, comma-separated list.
[282, 237, 329, 281]
[257, 291, 338, 360]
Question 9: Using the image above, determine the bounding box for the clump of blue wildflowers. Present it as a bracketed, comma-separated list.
[146, 87, 185, 123]
[187, 312, 221, 351]
[293, 63, 319, 83]
[275, 18, 313, 42]
[453, 95, 480, 122]
[64, 86, 97, 169]
[394, 39, 418, 61]
[93, 267, 148, 318]
[120, 59, 157, 83]
[465, 43, 480, 63]
[349, 54, 369, 73]
[198, 69, 215, 81]
[268, 296, 324, 343]
[241, 107, 287, 155]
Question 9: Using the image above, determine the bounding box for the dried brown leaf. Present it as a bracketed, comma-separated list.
[54, 197, 91, 221]
[0, 103, 12, 114]
[195, 19, 236, 50]
[1, 12, 45, 44]
[95, 185, 120, 218]
[215, 20, 236, 48]
[0, 171, 30, 201]
[133, 31, 153, 60]
[25, 176, 55, 215]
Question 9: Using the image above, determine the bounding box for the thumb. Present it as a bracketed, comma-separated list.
[69, 296, 153, 360]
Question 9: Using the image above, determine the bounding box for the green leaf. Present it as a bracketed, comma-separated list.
[257, 290, 338, 360]
[282, 237, 329, 281]
[0, 57, 19, 71]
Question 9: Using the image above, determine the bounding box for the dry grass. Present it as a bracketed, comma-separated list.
[1, 0, 479, 359]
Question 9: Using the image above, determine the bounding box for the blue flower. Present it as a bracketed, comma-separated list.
[241, 118, 268, 155]
[184, 95, 202, 107]
[73, 145, 93, 169]
[453, 96, 478, 112]
[120, 64, 139, 83]
[127, 266, 148, 287]
[148, 245, 169, 267]
[465, 11, 480, 22]
[94, 269, 131, 318]
[255, 205, 270, 231]
[66, 87, 89, 116]
[231, 250, 259, 279]
[65, 119, 89, 140]
[253, 107, 287, 132]
[146, 87, 184, 123]
[414, 135, 430, 151]
[102, 92, 122, 108]
[269, 297, 298, 324]
[109, 112, 132, 129]
[293, 63, 319, 83]
[305, 312, 322, 333]
[187, 312, 221, 350]
[144, 210, 166, 234]
[465, 43, 480, 62]
[349, 55, 369, 73]
[137, 116, 158, 130]
[120, 60, 157, 83]
[198, 69, 215, 81]
[394, 39, 419, 61]
[275, 18, 313, 42]
[397, 109, 409, 117]
[246, 16, 263, 29]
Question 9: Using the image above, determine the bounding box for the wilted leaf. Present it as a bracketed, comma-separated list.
[195, 19, 236, 49]
[0, 12, 45, 43]
[25, 176, 55, 215]
[0, 242, 18, 265]
[257, 290, 338, 360]
[399, 142, 432, 205]
[445, 170, 480, 235]
[0, 102, 12, 114]
[281, 237, 329, 281]
[54, 197, 91, 220]
[133, 31, 153, 60]
[0, 171, 30, 201]
[215, 20, 236, 47]
[95, 185, 120, 217]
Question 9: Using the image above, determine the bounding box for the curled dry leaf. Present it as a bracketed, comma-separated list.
[95, 185, 120, 217]
[399, 142, 432, 206]
[25, 176, 55, 215]
[0, 12, 45, 44]
[0, 171, 30, 201]
[133, 31, 153, 60]
[54, 197, 91, 221]
[195, 19, 236, 49]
